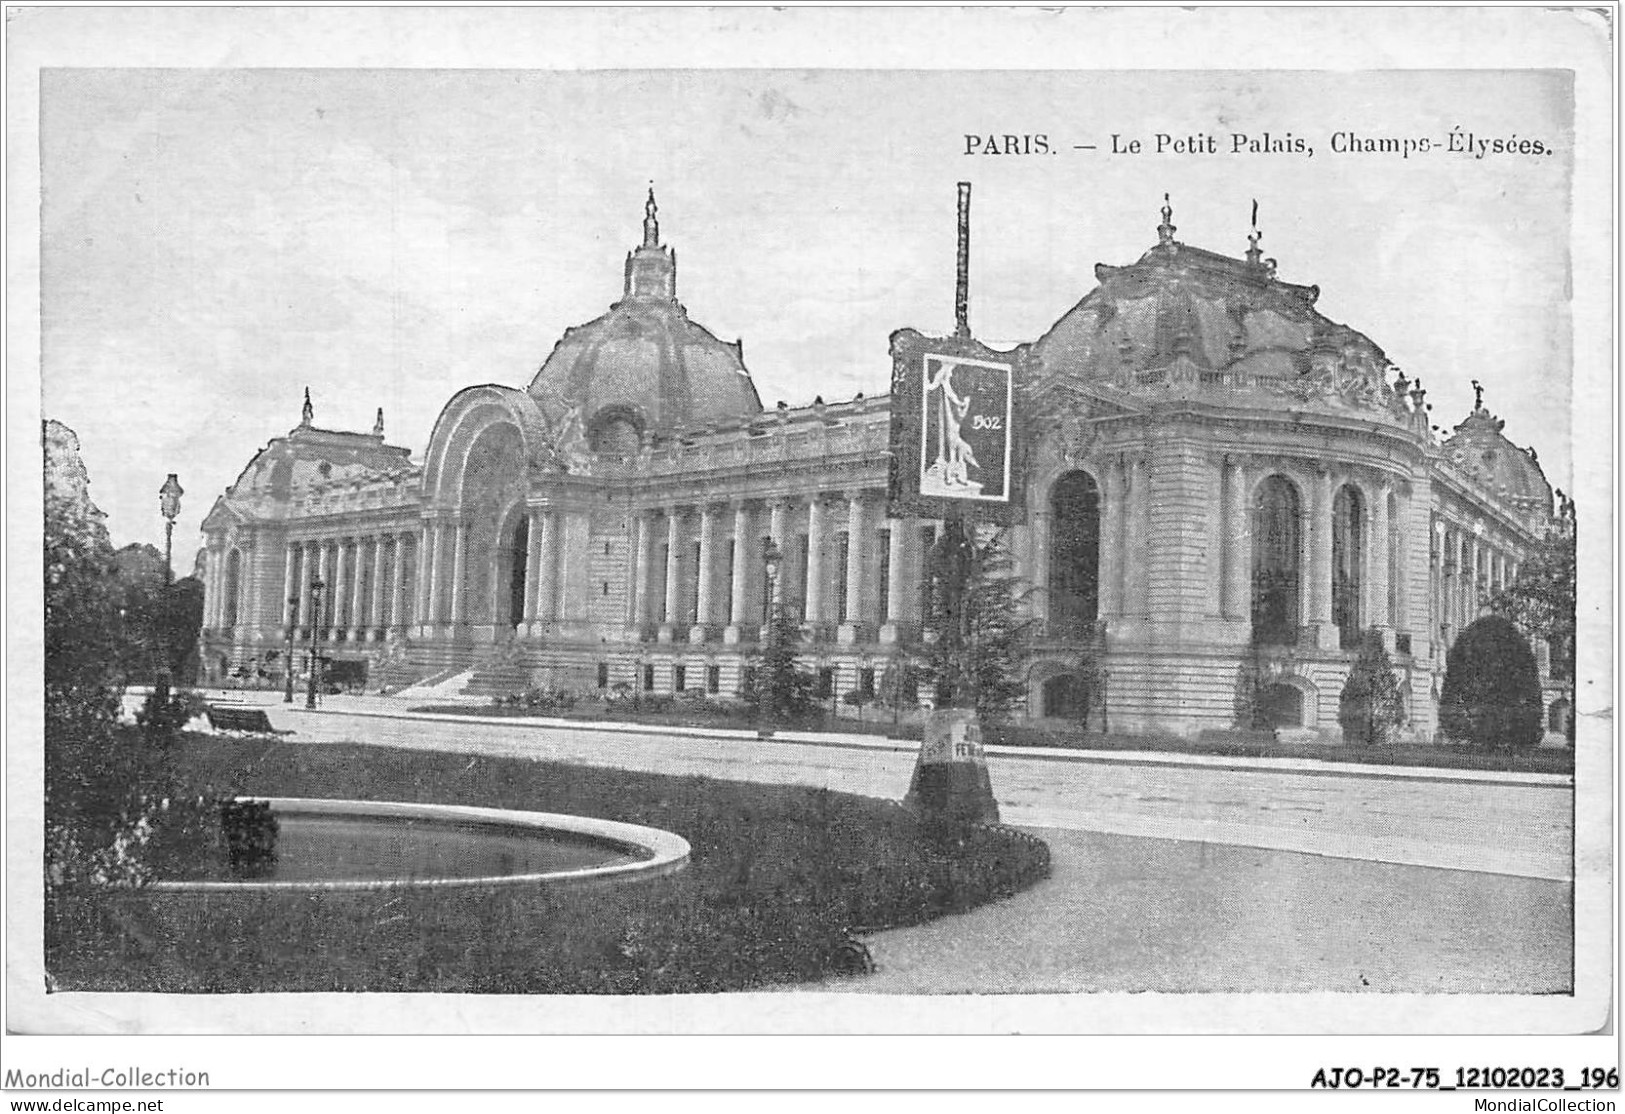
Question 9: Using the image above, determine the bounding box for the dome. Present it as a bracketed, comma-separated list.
[1027, 200, 1405, 419]
[1444, 402, 1553, 514]
[226, 393, 415, 503]
[526, 190, 762, 443]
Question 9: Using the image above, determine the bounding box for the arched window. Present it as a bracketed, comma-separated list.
[1333, 485, 1365, 649]
[223, 549, 242, 629]
[587, 407, 644, 456]
[1048, 470, 1101, 636]
[1251, 476, 1301, 646]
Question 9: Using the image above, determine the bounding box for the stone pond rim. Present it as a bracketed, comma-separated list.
[146, 797, 692, 893]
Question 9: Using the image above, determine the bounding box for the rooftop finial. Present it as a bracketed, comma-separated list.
[301, 387, 314, 427]
[1157, 193, 1176, 246]
[1472, 378, 1484, 411]
[1246, 198, 1264, 265]
[643, 184, 660, 248]
[373, 407, 385, 437]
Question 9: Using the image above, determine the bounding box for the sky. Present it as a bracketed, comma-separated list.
[40, 66, 1577, 565]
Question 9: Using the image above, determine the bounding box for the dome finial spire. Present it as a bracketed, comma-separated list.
[1157, 193, 1176, 246]
[373, 407, 385, 437]
[301, 387, 314, 428]
[643, 183, 659, 248]
[1246, 198, 1264, 265]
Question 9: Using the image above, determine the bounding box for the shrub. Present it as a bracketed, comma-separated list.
[1439, 616, 1544, 750]
[1338, 629, 1405, 745]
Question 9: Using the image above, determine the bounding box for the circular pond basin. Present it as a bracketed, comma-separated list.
[149, 797, 690, 892]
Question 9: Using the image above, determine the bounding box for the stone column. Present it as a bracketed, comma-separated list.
[1098, 461, 1123, 618]
[281, 543, 299, 628]
[693, 503, 723, 641]
[1027, 505, 1051, 630]
[1308, 469, 1336, 646]
[326, 540, 347, 639]
[1122, 457, 1148, 616]
[417, 523, 438, 630]
[880, 516, 912, 643]
[533, 510, 560, 625]
[388, 535, 406, 632]
[839, 492, 871, 643]
[1369, 485, 1392, 639]
[314, 542, 332, 632]
[296, 543, 313, 633]
[725, 502, 756, 644]
[767, 500, 791, 616]
[523, 509, 544, 626]
[449, 520, 469, 626]
[631, 511, 653, 630]
[1224, 456, 1251, 621]
[350, 538, 369, 640]
[1471, 537, 1485, 619]
[368, 536, 387, 640]
[661, 510, 683, 640]
[805, 495, 830, 630]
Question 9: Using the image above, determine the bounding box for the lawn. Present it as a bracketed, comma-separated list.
[412, 700, 1575, 776]
[46, 736, 1050, 994]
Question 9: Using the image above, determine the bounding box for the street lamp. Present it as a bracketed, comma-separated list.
[284, 592, 300, 703]
[156, 474, 183, 707]
[761, 538, 781, 625]
[758, 538, 783, 730]
[305, 577, 326, 709]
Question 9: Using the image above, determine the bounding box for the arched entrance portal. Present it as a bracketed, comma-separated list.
[1048, 470, 1100, 637]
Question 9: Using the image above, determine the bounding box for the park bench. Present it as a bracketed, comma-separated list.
[205, 705, 291, 736]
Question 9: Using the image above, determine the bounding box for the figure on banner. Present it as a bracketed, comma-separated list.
[922, 360, 983, 496]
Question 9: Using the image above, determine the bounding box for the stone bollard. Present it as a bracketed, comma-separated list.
[903, 707, 1000, 829]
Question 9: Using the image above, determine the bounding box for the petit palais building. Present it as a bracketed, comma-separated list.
[198, 193, 1566, 740]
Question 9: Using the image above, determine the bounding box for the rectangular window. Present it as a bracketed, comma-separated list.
[876, 529, 891, 621]
[741, 664, 758, 697]
[596, 662, 609, 689]
[817, 667, 834, 698]
[706, 665, 721, 694]
[643, 664, 655, 692]
[835, 531, 851, 623]
[674, 665, 687, 691]
[859, 667, 875, 697]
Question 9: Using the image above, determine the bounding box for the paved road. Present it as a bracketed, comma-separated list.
[211, 694, 1573, 881]
[814, 828, 1573, 994]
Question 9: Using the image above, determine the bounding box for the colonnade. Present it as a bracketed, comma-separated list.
[282, 533, 416, 641]
[626, 490, 932, 644]
[1432, 518, 1518, 654]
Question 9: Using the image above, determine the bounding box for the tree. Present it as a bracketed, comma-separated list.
[43, 420, 218, 896]
[921, 522, 1032, 724]
[748, 593, 817, 727]
[109, 544, 206, 685]
[1489, 496, 1576, 682]
[1438, 615, 1544, 750]
[1338, 629, 1405, 745]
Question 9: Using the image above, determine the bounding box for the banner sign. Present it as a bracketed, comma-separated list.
[886, 328, 1026, 525]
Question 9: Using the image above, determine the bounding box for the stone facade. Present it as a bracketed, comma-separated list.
[199, 194, 1560, 739]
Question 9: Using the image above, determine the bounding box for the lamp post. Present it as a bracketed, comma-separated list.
[284, 593, 300, 703]
[156, 474, 184, 707]
[305, 577, 326, 709]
